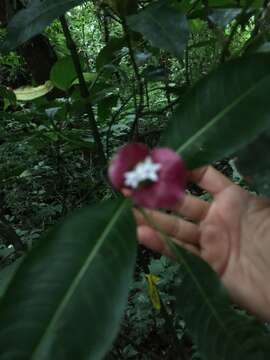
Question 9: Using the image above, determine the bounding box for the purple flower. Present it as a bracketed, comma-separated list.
[108, 143, 186, 208]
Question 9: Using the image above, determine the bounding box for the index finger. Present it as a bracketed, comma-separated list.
[188, 166, 232, 195]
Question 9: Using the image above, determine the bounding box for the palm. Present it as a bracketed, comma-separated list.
[137, 166, 270, 319]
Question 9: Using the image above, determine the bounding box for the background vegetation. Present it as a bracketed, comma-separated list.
[1, 0, 270, 359]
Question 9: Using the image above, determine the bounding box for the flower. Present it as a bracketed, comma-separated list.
[108, 143, 186, 208]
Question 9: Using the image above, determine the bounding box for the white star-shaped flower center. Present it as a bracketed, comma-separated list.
[124, 157, 162, 189]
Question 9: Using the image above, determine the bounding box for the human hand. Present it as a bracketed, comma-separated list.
[135, 166, 270, 320]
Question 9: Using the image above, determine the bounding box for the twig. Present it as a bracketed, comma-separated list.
[59, 16, 106, 165]
[184, 47, 191, 87]
[139, 208, 190, 360]
[121, 17, 144, 141]
[106, 94, 134, 157]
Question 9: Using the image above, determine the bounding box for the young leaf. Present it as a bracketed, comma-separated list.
[14, 81, 54, 101]
[162, 55, 270, 169]
[127, 0, 189, 58]
[0, 199, 137, 360]
[0, 0, 87, 51]
[170, 241, 270, 360]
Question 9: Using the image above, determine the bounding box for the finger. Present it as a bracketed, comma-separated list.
[122, 188, 132, 197]
[174, 194, 210, 221]
[137, 225, 200, 257]
[134, 209, 200, 245]
[188, 166, 232, 195]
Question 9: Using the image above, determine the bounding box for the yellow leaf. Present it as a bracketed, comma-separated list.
[14, 81, 54, 101]
[145, 273, 161, 311]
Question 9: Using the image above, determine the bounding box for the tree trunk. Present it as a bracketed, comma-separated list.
[0, 0, 58, 85]
[18, 34, 58, 85]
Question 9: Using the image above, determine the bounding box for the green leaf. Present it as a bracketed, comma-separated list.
[105, 0, 138, 16]
[50, 56, 77, 91]
[14, 81, 54, 101]
[0, 85, 16, 105]
[98, 94, 118, 123]
[207, 0, 263, 7]
[237, 129, 270, 196]
[142, 65, 168, 82]
[127, 0, 189, 58]
[0, 199, 137, 359]
[162, 55, 270, 169]
[72, 72, 97, 85]
[0, 258, 24, 299]
[1, 0, 87, 51]
[96, 37, 127, 71]
[57, 129, 96, 150]
[170, 242, 270, 360]
[209, 8, 242, 27]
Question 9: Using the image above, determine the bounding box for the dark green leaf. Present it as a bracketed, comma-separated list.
[142, 65, 168, 82]
[72, 72, 97, 85]
[0, 259, 24, 299]
[134, 51, 151, 66]
[256, 42, 270, 53]
[106, 0, 138, 16]
[50, 57, 77, 91]
[0, 199, 137, 360]
[0, 85, 16, 105]
[237, 130, 270, 196]
[162, 55, 270, 169]
[98, 94, 118, 123]
[170, 241, 270, 360]
[209, 8, 242, 27]
[1, 0, 87, 51]
[96, 37, 127, 71]
[208, 0, 263, 7]
[127, 0, 189, 58]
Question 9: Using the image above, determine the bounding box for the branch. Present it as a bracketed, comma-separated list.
[59, 15, 106, 165]
[106, 94, 134, 157]
[121, 17, 144, 141]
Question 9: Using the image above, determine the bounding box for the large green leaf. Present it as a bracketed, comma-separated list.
[50, 56, 77, 91]
[0, 0, 87, 52]
[170, 242, 270, 360]
[237, 129, 270, 196]
[127, 0, 189, 58]
[0, 199, 137, 360]
[162, 55, 270, 169]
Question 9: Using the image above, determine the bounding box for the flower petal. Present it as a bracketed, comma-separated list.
[132, 148, 186, 208]
[108, 143, 149, 189]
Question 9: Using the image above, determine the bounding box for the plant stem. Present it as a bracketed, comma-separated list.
[122, 17, 144, 141]
[59, 15, 106, 165]
[139, 208, 189, 360]
[160, 299, 188, 360]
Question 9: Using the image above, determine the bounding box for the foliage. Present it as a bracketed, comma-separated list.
[1, 0, 270, 359]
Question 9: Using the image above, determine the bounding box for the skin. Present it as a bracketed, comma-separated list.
[134, 166, 270, 321]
